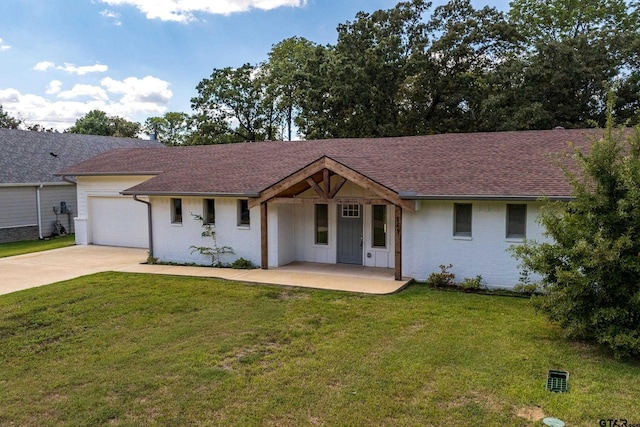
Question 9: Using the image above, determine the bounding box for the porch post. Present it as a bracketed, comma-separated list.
[261, 202, 268, 269]
[395, 204, 402, 280]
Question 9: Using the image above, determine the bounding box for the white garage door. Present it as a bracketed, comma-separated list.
[90, 197, 148, 248]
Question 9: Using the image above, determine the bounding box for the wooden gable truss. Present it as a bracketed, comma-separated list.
[250, 156, 411, 280]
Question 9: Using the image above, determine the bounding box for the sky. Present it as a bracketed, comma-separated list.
[0, 0, 510, 132]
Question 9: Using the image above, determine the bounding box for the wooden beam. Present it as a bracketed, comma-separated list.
[261, 202, 268, 269]
[395, 204, 402, 281]
[323, 157, 416, 212]
[323, 169, 330, 199]
[247, 155, 416, 212]
[328, 176, 347, 198]
[306, 177, 324, 197]
[248, 157, 328, 209]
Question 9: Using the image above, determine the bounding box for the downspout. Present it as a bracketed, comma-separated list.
[36, 184, 44, 239]
[133, 195, 153, 259]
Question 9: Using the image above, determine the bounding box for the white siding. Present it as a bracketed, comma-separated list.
[290, 180, 395, 268]
[362, 204, 395, 268]
[293, 203, 337, 264]
[274, 204, 295, 266]
[75, 176, 154, 246]
[402, 200, 546, 288]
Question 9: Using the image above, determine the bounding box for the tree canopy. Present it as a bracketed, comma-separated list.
[0, 105, 22, 129]
[184, 0, 638, 142]
[66, 110, 141, 138]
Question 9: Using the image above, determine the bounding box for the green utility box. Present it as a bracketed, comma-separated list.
[546, 370, 569, 393]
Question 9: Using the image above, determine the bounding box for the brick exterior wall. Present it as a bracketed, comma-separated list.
[0, 226, 40, 243]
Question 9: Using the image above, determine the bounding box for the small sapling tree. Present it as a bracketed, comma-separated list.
[190, 214, 234, 267]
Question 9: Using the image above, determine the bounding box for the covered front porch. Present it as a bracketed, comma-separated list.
[249, 156, 416, 281]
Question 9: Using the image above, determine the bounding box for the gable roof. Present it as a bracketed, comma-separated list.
[57, 128, 603, 200]
[0, 128, 163, 185]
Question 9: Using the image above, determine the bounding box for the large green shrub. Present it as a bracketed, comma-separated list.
[512, 122, 640, 359]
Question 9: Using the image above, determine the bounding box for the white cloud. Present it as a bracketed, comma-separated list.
[33, 61, 108, 75]
[34, 61, 56, 71]
[100, 9, 122, 25]
[58, 84, 110, 101]
[0, 75, 172, 131]
[0, 88, 21, 103]
[58, 63, 109, 75]
[99, 0, 307, 22]
[0, 38, 10, 51]
[101, 76, 172, 104]
[46, 80, 63, 95]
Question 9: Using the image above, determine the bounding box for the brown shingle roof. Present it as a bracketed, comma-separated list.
[57, 129, 603, 199]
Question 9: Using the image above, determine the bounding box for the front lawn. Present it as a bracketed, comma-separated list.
[1, 273, 638, 426]
[0, 235, 75, 258]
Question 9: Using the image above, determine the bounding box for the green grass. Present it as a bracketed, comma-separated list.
[0, 235, 75, 258]
[1, 274, 639, 426]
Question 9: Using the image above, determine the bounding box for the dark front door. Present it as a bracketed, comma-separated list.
[337, 204, 363, 264]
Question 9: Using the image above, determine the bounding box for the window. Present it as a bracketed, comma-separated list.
[341, 204, 360, 218]
[238, 199, 250, 226]
[315, 204, 328, 245]
[454, 203, 472, 236]
[507, 204, 526, 238]
[171, 198, 182, 224]
[204, 199, 215, 225]
[372, 205, 387, 248]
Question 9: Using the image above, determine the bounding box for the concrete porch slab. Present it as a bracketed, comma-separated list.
[0, 245, 413, 296]
[119, 261, 413, 295]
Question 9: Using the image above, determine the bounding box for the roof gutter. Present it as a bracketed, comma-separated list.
[397, 192, 572, 202]
[0, 182, 70, 188]
[122, 190, 261, 198]
[133, 195, 154, 259]
[54, 171, 163, 177]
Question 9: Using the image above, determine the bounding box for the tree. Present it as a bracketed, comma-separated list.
[110, 116, 141, 138]
[0, 104, 22, 129]
[67, 110, 140, 138]
[512, 116, 640, 358]
[143, 112, 192, 146]
[25, 123, 56, 132]
[191, 63, 282, 142]
[294, 0, 521, 137]
[67, 110, 111, 135]
[402, 0, 520, 133]
[266, 37, 316, 141]
[296, 0, 432, 139]
[506, 0, 640, 128]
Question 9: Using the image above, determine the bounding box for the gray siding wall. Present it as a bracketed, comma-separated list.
[40, 186, 76, 236]
[0, 184, 76, 242]
[0, 187, 37, 228]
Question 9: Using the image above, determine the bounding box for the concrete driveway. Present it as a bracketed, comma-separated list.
[0, 245, 148, 296]
[0, 245, 412, 296]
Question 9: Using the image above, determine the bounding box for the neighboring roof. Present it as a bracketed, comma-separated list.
[58, 128, 604, 199]
[0, 128, 164, 185]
